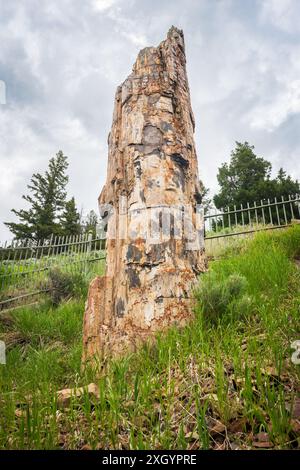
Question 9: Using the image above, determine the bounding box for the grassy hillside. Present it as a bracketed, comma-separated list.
[0, 226, 300, 450]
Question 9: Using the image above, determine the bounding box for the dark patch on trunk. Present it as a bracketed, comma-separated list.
[140, 189, 146, 203]
[116, 298, 125, 317]
[134, 145, 162, 157]
[134, 160, 142, 178]
[173, 167, 185, 191]
[147, 178, 161, 189]
[161, 121, 173, 132]
[126, 244, 142, 263]
[158, 211, 163, 230]
[147, 179, 155, 189]
[127, 268, 141, 288]
[170, 213, 175, 237]
[190, 111, 195, 131]
[142, 125, 162, 147]
[171, 153, 189, 169]
[147, 242, 168, 264]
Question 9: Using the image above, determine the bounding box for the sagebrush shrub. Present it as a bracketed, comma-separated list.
[194, 272, 251, 324]
[47, 268, 86, 306]
[225, 273, 248, 298]
[230, 294, 253, 320]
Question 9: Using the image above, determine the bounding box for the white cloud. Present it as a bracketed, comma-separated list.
[260, 0, 300, 33]
[92, 0, 116, 13]
[121, 31, 148, 48]
[0, 0, 300, 240]
[248, 79, 300, 131]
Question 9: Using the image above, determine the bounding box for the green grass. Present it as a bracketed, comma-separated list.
[0, 250, 106, 304]
[0, 226, 300, 450]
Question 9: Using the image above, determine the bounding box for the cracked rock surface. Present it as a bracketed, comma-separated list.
[82, 27, 207, 361]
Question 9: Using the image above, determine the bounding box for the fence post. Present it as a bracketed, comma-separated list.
[84, 231, 93, 276]
[87, 231, 93, 255]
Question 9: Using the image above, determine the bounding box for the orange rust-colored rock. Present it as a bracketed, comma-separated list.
[82, 26, 206, 362]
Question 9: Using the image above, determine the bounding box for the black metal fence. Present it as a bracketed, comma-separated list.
[0, 233, 105, 310]
[205, 194, 300, 240]
[1, 195, 299, 310]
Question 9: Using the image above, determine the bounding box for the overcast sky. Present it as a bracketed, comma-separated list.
[0, 0, 300, 240]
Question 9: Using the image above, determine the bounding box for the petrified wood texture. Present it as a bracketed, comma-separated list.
[83, 27, 206, 361]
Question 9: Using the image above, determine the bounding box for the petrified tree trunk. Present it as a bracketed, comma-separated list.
[82, 26, 206, 361]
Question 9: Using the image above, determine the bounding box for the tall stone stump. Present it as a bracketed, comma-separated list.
[83, 27, 206, 361]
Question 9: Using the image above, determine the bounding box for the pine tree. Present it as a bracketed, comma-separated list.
[214, 142, 300, 209]
[60, 197, 81, 236]
[199, 180, 212, 214]
[84, 210, 98, 237]
[5, 151, 68, 240]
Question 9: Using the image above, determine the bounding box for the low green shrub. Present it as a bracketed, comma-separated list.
[195, 226, 300, 327]
[194, 272, 252, 324]
[47, 268, 87, 306]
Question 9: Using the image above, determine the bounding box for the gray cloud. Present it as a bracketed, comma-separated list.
[0, 0, 300, 240]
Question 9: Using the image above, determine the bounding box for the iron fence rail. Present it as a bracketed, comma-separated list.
[1, 194, 299, 310]
[0, 232, 105, 310]
[204, 194, 300, 239]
